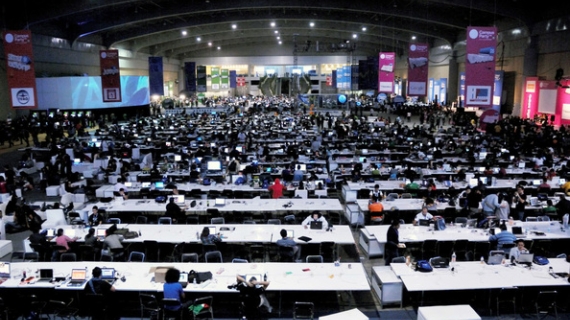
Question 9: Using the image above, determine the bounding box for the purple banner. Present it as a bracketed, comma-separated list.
[229, 70, 237, 88]
[407, 43, 429, 96]
[465, 26, 497, 108]
[378, 52, 395, 93]
[148, 57, 164, 96]
[184, 62, 196, 93]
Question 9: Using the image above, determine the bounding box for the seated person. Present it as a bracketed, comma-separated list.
[103, 225, 124, 260]
[88, 206, 104, 227]
[200, 226, 222, 245]
[163, 268, 192, 316]
[301, 212, 328, 229]
[543, 199, 557, 216]
[369, 184, 383, 202]
[424, 197, 438, 213]
[165, 197, 187, 224]
[413, 206, 434, 226]
[404, 178, 420, 191]
[53, 228, 79, 261]
[268, 178, 285, 199]
[537, 178, 551, 192]
[509, 239, 529, 261]
[276, 228, 301, 259]
[488, 223, 516, 251]
[368, 199, 384, 224]
[85, 267, 117, 315]
[292, 165, 304, 182]
[236, 274, 272, 317]
[116, 188, 128, 200]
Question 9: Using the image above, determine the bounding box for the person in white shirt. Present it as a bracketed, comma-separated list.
[509, 239, 529, 261]
[114, 177, 128, 192]
[301, 212, 329, 230]
[413, 206, 433, 226]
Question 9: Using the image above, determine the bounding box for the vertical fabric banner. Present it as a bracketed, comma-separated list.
[465, 26, 497, 108]
[184, 62, 196, 93]
[100, 50, 121, 102]
[439, 78, 447, 105]
[197, 66, 207, 92]
[407, 43, 429, 96]
[3, 30, 38, 109]
[331, 70, 337, 88]
[211, 67, 220, 90]
[428, 78, 435, 102]
[521, 77, 539, 119]
[336, 69, 343, 89]
[148, 57, 164, 96]
[492, 70, 504, 111]
[229, 70, 237, 88]
[459, 72, 466, 104]
[378, 52, 395, 93]
[221, 69, 229, 89]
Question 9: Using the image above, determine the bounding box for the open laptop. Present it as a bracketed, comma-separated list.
[487, 252, 505, 265]
[418, 219, 430, 227]
[100, 268, 116, 284]
[179, 272, 188, 288]
[0, 263, 10, 279]
[310, 221, 323, 230]
[67, 269, 88, 287]
[96, 228, 107, 240]
[214, 198, 225, 207]
[245, 274, 262, 282]
[516, 252, 534, 265]
[37, 269, 54, 282]
[172, 195, 185, 205]
[511, 226, 525, 238]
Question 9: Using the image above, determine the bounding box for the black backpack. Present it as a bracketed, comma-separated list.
[228, 160, 237, 172]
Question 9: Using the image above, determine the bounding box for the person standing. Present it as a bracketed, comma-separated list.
[512, 186, 527, 221]
[385, 220, 404, 265]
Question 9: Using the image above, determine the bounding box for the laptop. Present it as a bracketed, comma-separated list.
[179, 272, 188, 288]
[418, 219, 430, 227]
[64, 229, 76, 238]
[172, 195, 185, 205]
[37, 269, 53, 282]
[67, 269, 88, 287]
[96, 228, 107, 240]
[511, 226, 525, 238]
[0, 263, 10, 279]
[286, 229, 295, 238]
[310, 221, 323, 230]
[487, 253, 505, 265]
[214, 198, 225, 207]
[100, 268, 116, 284]
[245, 274, 262, 282]
[517, 252, 534, 264]
[208, 226, 216, 235]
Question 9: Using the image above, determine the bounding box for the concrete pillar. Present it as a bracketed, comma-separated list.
[447, 51, 459, 106]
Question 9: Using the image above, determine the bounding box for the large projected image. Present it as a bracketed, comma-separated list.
[36, 76, 149, 110]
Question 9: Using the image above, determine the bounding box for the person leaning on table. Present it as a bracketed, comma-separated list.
[301, 211, 328, 229]
[509, 239, 529, 261]
[488, 223, 516, 251]
[385, 219, 405, 265]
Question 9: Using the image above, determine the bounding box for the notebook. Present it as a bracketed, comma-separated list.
[37, 269, 53, 282]
[517, 252, 534, 264]
[310, 221, 323, 230]
[511, 226, 525, 238]
[100, 268, 116, 284]
[298, 236, 312, 242]
[96, 228, 107, 240]
[487, 253, 504, 265]
[67, 269, 88, 287]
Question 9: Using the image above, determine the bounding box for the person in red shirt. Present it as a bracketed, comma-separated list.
[268, 178, 285, 199]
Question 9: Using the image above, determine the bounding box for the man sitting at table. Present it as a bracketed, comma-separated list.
[509, 239, 529, 261]
[368, 199, 384, 224]
[86, 267, 117, 318]
[369, 184, 383, 202]
[268, 178, 285, 199]
[165, 197, 186, 224]
[114, 177, 128, 192]
[88, 205, 104, 227]
[301, 212, 329, 230]
[488, 223, 516, 251]
[404, 178, 420, 192]
[413, 206, 433, 226]
[276, 229, 301, 261]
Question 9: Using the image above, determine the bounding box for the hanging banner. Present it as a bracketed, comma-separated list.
[331, 70, 337, 89]
[211, 67, 220, 90]
[100, 50, 121, 102]
[465, 26, 497, 108]
[458, 73, 466, 105]
[521, 77, 539, 119]
[439, 78, 447, 105]
[461, 71, 503, 111]
[428, 78, 435, 102]
[336, 69, 343, 89]
[148, 57, 164, 96]
[378, 52, 395, 93]
[184, 62, 196, 93]
[229, 70, 237, 88]
[236, 77, 246, 87]
[3, 30, 38, 109]
[221, 69, 229, 89]
[197, 66, 207, 92]
[407, 43, 429, 96]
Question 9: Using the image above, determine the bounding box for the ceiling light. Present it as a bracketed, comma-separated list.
[352, 34, 357, 38]
[232, 24, 237, 29]
[511, 29, 521, 35]
[196, 37, 201, 41]
[411, 35, 416, 40]
[208, 42, 212, 46]
[181, 30, 187, 36]
[277, 36, 280, 40]
[270, 22, 276, 27]
[310, 22, 315, 27]
[274, 30, 279, 34]
[362, 27, 367, 31]
[279, 41, 282, 45]
[217, 46, 221, 50]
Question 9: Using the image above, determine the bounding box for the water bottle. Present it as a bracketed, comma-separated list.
[263, 273, 267, 282]
[207, 200, 210, 207]
[193, 277, 197, 287]
[480, 256, 485, 264]
[451, 252, 456, 265]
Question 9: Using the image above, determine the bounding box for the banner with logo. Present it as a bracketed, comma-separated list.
[407, 43, 429, 96]
[460, 71, 503, 111]
[148, 57, 164, 96]
[3, 30, 37, 109]
[378, 52, 395, 93]
[236, 77, 246, 87]
[465, 26, 497, 108]
[100, 50, 121, 102]
[184, 62, 196, 93]
[211, 67, 220, 90]
[538, 80, 558, 115]
[197, 66, 207, 92]
[521, 77, 539, 119]
[221, 69, 229, 89]
[229, 70, 237, 88]
[438, 78, 447, 105]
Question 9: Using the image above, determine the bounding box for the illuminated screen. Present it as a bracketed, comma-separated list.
[207, 161, 222, 171]
[36, 76, 150, 110]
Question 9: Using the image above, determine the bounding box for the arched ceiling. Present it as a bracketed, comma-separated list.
[3, 0, 566, 59]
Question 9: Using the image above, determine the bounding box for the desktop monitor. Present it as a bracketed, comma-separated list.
[154, 181, 164, 189]
[207, 161, 222, 171]
[0, 263, 10, 278]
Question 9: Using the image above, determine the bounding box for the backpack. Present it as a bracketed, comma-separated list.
[228, 160, 237, 172]
[416, 260, 433, 272]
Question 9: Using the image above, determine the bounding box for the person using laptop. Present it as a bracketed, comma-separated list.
[368, 198, 384, 225]
[200, 226, 222, 245]
[114, 177, 128, 192]
[302, 212, 328, 230]
[412, 206, 433, 226]
[165, 197, 187, 224]
[29, 226, 51, 261]
[488, 223, 516, 251]
[276, 229, 301, 261]
[88, 206, 104, 227]
[103, 225, 124, 260]
[509, 239, 529, 261]
[86, 267, 116, 315]
[53, 228, 78, 261]
[268, 178, 285, 199]
[163, 268, 192, 317]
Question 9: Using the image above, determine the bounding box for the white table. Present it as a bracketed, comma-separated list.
[417, 305, 481, 320]
[371, 266, 403, 308]
[319, 308, 369, 320]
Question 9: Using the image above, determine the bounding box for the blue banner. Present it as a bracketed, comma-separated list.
[439, 78, 447, 105]
[148, 57, 164, 96]
[184, 62, 196, 93]
[332, 70, 337, 88]
[229, 70, 237, 88]
[428, 78, 435, 102]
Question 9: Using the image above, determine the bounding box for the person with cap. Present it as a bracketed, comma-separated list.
[301, 211, 328, 229]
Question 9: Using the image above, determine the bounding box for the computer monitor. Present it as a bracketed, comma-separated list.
[46, 228, 55, 237]
[479, 177, 488, 185]
[207, 161, 222, 171]
[532, 179, 541, 186]
[518, 162, 525, 169]
[154, 181, 164, 189]
[298, 164, 307, 172]
[235, 146, 243, 153]
[100, 268, 115, 280]
[468, 178, 479, 187]
[479, 152, 487, 160]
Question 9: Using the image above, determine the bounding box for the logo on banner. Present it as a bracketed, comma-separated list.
[11, 88, 35, 107]
[237, 77, 246, 87]
[104, 88, 121, 102]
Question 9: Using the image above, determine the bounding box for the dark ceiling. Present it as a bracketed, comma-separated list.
[2, 0, 567, 59]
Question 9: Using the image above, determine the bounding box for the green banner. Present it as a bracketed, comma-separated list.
[211, 67, 220, 90]
[221, 69, 229, 89]
[197, 66, 207, 92]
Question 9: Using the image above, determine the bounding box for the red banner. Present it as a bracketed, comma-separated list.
[407, 43, 429, 96]
[237, 77, 246, 87]
[378, 52, 395, 93]
[326, 76, 332, 86]
[100, 50, 122, 102]
[521, 77, 539, 119]
[465, 26, 497, 108]
[3, 30, 37, 109]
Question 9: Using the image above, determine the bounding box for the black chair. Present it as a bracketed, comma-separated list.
[48, 298, 79, 320]
[320, 241, 336, 262]
[181, 253, 199, 263]
[535, 290, 558, 319]
[135, 215, 148, 224]
[305, 255, 323, 263]
[205, 250, 223, 263]
[278, 246, 295, 262]
[190, 296, 214, 320]
[79, 245, 96, 261]
[100, 253, 113, 261]
[139, 293, 161, 320]
[29, 244, 48, 261]
[23, 252, 39, 262]
[60, 252, 77, 262]
[84, 293, 107, 320]
[495, 287, 518, 317]
[161, 298, 181, 320]
[186, 215, 200, 224]
[421, 239, 438, 260]
[128, 251, 145, 262]
[143, 240, 160, 262]
[293, 301, 314, 319]
[391, 256, 406, 263]
[249, 245, 266, 263]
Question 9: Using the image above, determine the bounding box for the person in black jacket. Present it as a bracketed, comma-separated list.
[385, 219, 404, 265]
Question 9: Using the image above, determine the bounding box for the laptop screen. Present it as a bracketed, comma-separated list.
[155, 182, 164, 189]
[71, 269, 86, 280]
[64, 229, 75, 238]
[310, 221, 323, 230]
[46, 228, 55, 237]
[215, 198, 225, 206]
[0, 263, 10, 278]
[208, 226, 216, 235]
[286, 229, 295, 238]
[96, 228, 107, 237]
[40, 269, 53, 279]
[517, 253, 534, 263]
[512, 226, 523, 235]
[142, 182, 151, 188]
[101, 268, 115, 279]
[172, 195, 185, 204]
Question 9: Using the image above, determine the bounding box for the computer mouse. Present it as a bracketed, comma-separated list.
[121, 275, 126, 282]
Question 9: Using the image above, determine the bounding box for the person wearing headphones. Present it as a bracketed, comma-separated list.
[301, 211, 328, 229]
